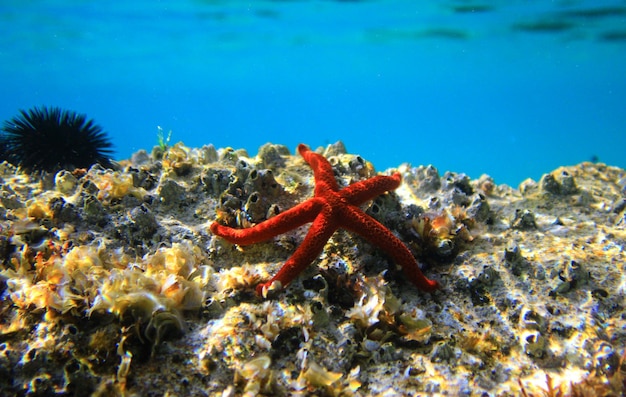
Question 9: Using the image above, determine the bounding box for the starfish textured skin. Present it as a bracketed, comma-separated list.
[210, 144, 440, 296]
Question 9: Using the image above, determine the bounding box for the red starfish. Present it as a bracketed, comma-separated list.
[210, 144, 440, 296]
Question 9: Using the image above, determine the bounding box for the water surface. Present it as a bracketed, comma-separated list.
[1, 0, 625, 185]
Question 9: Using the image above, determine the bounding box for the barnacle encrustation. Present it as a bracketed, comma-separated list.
[409, 206, 473, 261]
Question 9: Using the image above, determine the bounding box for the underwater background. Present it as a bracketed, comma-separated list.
[0, 0, 625, 187]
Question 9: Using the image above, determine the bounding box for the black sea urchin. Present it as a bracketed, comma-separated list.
[1, 106, 113, 172]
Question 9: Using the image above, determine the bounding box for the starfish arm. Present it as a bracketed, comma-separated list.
[210, 198, 324, 245]
[298, 144, 339, 191]
[256, 206, 338, 295]
[340, 173, 402, 205]
[211, 143, 441, 297]
[340, 206, 440, 292]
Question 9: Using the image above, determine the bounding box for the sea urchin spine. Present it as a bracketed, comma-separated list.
[1, 106, 113, 172]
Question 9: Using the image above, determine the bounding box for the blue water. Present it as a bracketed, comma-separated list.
[1, 1, 625, 186]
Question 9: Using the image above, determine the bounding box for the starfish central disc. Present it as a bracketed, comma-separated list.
[210, 143, 440, 296]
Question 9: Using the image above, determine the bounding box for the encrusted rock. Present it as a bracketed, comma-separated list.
[199, 144, 218, 164]
[131, 149, 151, 166]
[540, 173, 561, 194]
[54, 170, 78, 195]
[49, 196, 79, 223]
[323, 141, 347, 157]
[201, 168, 231, 196]
[540, 170, 578, 195]
[245, 192, 268, 223]
[466, 193, 490, 222]
[127, 204, 159, 240]
[158, 179, 185, 206]
[511, 209, 537, 230]
[257, 143, 289, 169]
[1, 142, 625, 396]
[415, 165, 442, 192]
[244, 169, 282, 198]
[504, 242, 524, 265]
[82, 195, 108, 225]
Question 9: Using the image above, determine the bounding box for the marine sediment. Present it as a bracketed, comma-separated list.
[0, 142, 624, 396]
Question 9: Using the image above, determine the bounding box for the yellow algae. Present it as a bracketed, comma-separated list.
[299, 359, 342, 389]
[26, 199, 53, 220]
[89, 170, 144, 203]
[116, 350, 132, 390]
[214, 264, 264, 295]
[234, 355, 273, 396]
[146, 242, 199, 278]
[345, 276, 389, 328]
[162, 142, 193, 176]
